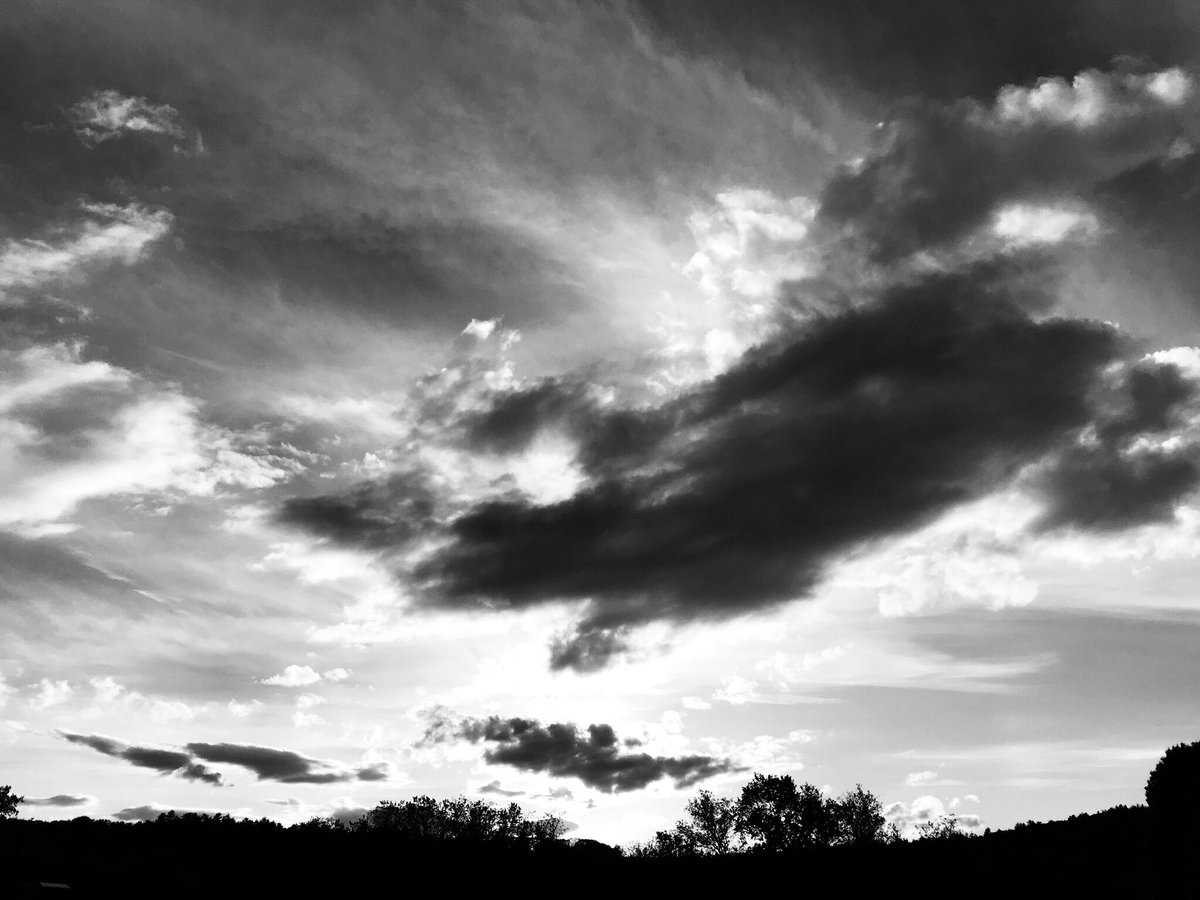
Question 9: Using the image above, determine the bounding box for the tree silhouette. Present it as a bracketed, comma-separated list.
[1145, 740, 1200, 844]
[915, 814, 974, 841]
[735, 774, 840, 851]
[677, 790, 739, 855]
[736, 773, 803, 851]
[832, 783, 888, 847]
[0, 784, 23, 818]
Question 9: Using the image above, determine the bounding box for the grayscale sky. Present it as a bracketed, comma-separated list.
[3, 0, 1200, 842]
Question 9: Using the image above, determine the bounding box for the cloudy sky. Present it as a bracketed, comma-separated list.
[4, 0, 1200, 843]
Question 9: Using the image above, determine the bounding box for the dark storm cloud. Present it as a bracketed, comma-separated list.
[186, 742, 386, 785]
[60, 732, 224, 785]
[634, 0, 1199, 108]
[548, 626, 633, 673]
[273, 57, 1200, 669]
[278, 473, 437, 549]
[21, 794, 93, 808]
[422, 712, 735, 793]
[461, 380, 672, 478]
[414, 268, 1121, 634]
[282, 261, 1176, 669]
[816, 69, 1195, 262]
[1033, 360, 1200, 531]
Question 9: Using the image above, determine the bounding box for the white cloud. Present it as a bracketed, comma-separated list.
[461, 318, 498, 341]
[905, 770, 939, 788]
[0, 203, 172, 303]
[227, 699, 262, 718]
[994, 67, 1192, 128]
[261, 665, 322, 687]
[992, 203, 1100, 247]
[712, 675, 760, 705]
[296, 693, 326, 710]
[652, 189, 816, 389]
[680, 696, 711, 710]
[85, 676, 201, 723]
[29, 678, 73, 710]
[68, 89, 184, 144]
[0, 341, 306, 531]
[832, 492, 1039, 618]
[323, 668, 351, 682]
[292, 709, 326, 728]
[884, 795, 985, 838]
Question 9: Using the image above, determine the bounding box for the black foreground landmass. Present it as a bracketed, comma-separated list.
[7, 743, 1200, 898]
[2, 803, 1198, 899]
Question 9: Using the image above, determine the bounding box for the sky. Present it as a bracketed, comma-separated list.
[3, 0, 1200, 844]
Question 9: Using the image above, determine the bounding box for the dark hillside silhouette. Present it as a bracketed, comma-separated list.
[5, 743, 1200, 897]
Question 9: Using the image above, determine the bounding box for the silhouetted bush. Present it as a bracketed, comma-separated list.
[1146, 740, 1200, 843]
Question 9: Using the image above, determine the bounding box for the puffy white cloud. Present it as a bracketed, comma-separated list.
[884, 794, 985, 838]
[992, 202, 1100, 247]
[86, 676, 202, 724]
[994, 67, 1192, 128]
[261, 665, 322, 687]
[905, 770, 939, 788]
[29, 678, 73, 710]
[712, 675, 761, 705]
[461, 318, 499, 341]
[68, 89, 184, 145]
[227, 699, 262, 718]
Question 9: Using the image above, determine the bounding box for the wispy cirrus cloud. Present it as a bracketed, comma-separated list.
[0, 202, 172, 304]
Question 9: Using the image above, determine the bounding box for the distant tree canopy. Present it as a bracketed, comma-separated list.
[1146, 741, 1200, 840]
[333, 795, 567, 851]
[626, 774, 898, 857]
[0, 784, 23, 819]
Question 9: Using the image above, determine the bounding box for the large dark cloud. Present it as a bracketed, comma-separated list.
[1033, 360, 1200, 530]
[278, 472, 437, 549]
[186, 742, 387, 785]
[413, 268, 1121, 626]
[422, 713, 735, 793]
[284, 258, 1197, 667]
[277, 62, 1200, 669]
[60, 732, 223, 785]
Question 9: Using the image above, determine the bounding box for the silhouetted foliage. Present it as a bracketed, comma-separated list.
[734, 774, 841, 851]
[1146, 740, 1200, 842]
[677, 789, 740, 855]
[0, 784, 23, 818]
[915, 814, 976, 841]
[6, 752, 1199, 896]
[344, 795, 566, 850]
[831, 783, 888, 847]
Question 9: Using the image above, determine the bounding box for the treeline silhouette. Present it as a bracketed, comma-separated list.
[4, 741, 1200, 897]
[625, 776, 902, 857]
